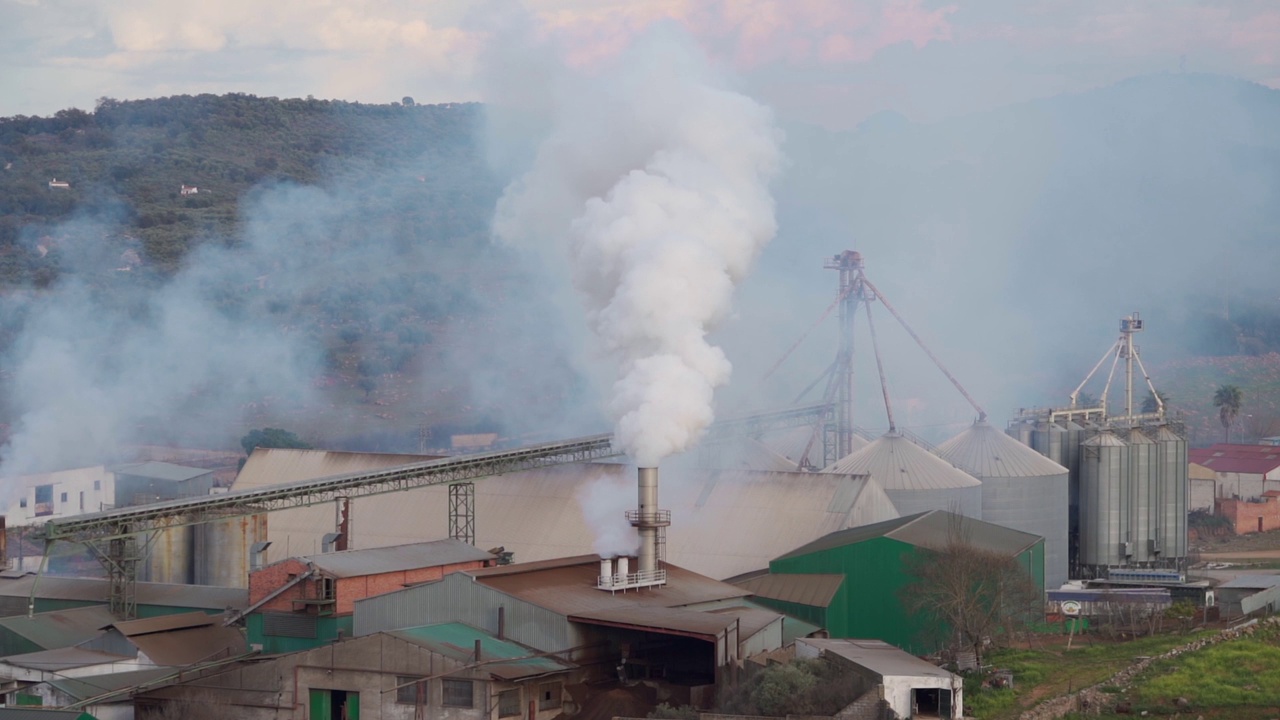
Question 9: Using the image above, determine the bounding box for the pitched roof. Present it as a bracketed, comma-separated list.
[108, 461, 212, 482]
[0, 710, 92, 720]
[295, 539, 494, 578]
[110, 611, 214, 636]
[1218, 574, 1280, 590]
[0, 575, 247, 611]
[821, 433, 982, 490]
[105, 612, 245, 666]
[0, 646, 134, 671]
[776, 509, 1042, 561]
[47, 667, 175, 702]
[391, 623, 574, 680]
[799, 638, 957, 680]
[0, 605, 115, 650]
[569, 605, 743, 637]
[468, 557, 750, 616]
[731, 573, 845, 608]
[1189, 443, 1280, 475]
[935, 421, 1068, 478]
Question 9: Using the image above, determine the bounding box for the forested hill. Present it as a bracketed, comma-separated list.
[0, 94, 495, 278]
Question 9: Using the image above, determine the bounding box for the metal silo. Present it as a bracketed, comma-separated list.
[1080, 431, 1129, 572]
[823, 432, 982, 519]
[1155, 425, 1189, 563]
[195, 513, 269, 587]
[937, 421, 1070, 589]
[1125, 429, 1159, 564]
[141, 525, 193, 584]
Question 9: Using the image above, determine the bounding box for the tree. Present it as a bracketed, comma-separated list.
[1142, 389, 1170, 414]
[402, 96, 415, 107]
[240, 427, 312, 456]
[1213, 384, 1244, 442]
[900, 518, 1041, 666]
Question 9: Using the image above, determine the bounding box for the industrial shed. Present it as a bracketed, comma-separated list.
[738, 510, 1043, 652]
[797, 638, 963, 719]
[1216, 575, 1280, 618]
[232, 450, 899, 581]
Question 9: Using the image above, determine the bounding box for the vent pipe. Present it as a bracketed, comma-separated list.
[599, 558, 613, 588]
[637, 468, 659, 575]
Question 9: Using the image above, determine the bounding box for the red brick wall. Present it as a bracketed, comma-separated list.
[249, 558, 312, 613]
[334, 559, 489, 615]
[1217, 496, 1280, 535]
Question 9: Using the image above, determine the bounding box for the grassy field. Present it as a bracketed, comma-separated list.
[965, 629, 1215, 719]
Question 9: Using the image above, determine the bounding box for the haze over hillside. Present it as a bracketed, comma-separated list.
[1, 72, 1279, 474]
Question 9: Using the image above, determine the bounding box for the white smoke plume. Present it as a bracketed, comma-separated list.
[492, 30, 782, 467]
[576, 474, 639, 558]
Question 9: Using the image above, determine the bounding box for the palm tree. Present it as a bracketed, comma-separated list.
[1142, 390, 1170, 414]
[1213, 384, 1244, 442]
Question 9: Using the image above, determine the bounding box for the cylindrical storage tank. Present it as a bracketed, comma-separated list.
[1030, 422, 1067, 468]
[1007, 419, 1033, 446]
[195, 513, 269, 587]
[1125, 429, 1159, 564]
[937, 421, 1070, 589]
[1156, 425, 1189, 562]
[1080, 431, 1129, 571]
[142, 525, 193, 584]
[823, 433, 982, 519]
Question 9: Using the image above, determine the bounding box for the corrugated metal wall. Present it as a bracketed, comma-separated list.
[354, 573, 582, 653]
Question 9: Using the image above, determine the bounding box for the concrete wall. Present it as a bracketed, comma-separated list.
[1190, 477, 1215, 512]
[882, 673, 962, 720]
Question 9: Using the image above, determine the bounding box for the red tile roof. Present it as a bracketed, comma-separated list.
[1189, 444, 1280, 475]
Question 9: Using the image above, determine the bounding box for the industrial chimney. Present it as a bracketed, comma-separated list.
[596, 467, 669, 592]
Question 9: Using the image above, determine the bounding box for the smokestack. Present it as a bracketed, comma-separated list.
[616, 555, 629, 579]
[637, 467, 659, 575]
[599, 558, 614, 588]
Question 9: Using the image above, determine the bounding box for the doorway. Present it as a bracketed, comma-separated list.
[911, 687, 952, 718]
[310, 688, 360, 720]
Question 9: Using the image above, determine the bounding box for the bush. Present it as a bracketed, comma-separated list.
[647, 703, 698, 720]
[717, 659, 862, 717]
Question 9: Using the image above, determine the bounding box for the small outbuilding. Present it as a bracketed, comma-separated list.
[797, 637, 962, 719]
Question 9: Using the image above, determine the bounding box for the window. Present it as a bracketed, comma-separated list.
[498, 688, 522, 717]
[19, 499, 26, 509]
[93, 480, 100, 490]
[79, 492, 84, 511]
[539, 682, 562, 711]
[396, 676, 426, 705]
[321, 577, 336, 601]
[60, 492, 67, 503]
[442, 679, 473, 708]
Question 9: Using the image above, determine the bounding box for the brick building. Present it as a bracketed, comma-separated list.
[1215, 491, 1280, 535]
[246, 539, 495, 652]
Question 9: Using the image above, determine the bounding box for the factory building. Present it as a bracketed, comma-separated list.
[0, 575, 246, 618]
[734, 510, 1044, 653]
[245, 539, 496, 652]
[231, 450, 899, 582]
[3, 462, 214, 525]
[796, 638, 963, 720]
[1188, 443, 1280, 506]
[822, 433, 983, 519]
[936, 420, 1070, 589]
[354, 555, 792, 699]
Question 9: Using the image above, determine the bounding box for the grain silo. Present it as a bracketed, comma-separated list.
[1126, 429, 1159, 564]
[1155, 425, 1189, 560]
[1079, 430, 1129, 570]
[823, 432, 982, 519]
[936, 420, 1069, 589]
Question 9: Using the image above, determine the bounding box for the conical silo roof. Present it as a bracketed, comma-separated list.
[1083, 430, 1127, 447]
[821, 432, 981, 490]
[760, 426, 867, 469]
[936, 421, 1068, 478]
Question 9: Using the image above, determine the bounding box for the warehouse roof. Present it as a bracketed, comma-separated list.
[288, 539, 494, 578]
[730, 573, 845, 608]
[1189, 443, 1280, 475]
[936, 421, 1067, 478]
[799, 638, 956, 680]
[1, 646, 134, 671]
[391, 623, 574, 680]
[776, 510, 1042, 561]
[821, 433, 981, 490]
[569, 605, 742, 638]
[108, 461, 212, 482]
[468, 556, 750, 615]
[0, 709, 92, 720]
[48, 666, 175, 702]
[233, 455, 899, 581]
[1218, 575, 1280, 590]
[0, 576, 247, 611]
[107, 612, 246, 666]
[0, 605, 115, 650]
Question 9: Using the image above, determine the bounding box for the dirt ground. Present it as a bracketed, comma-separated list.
[1192, 527, 1280, 555]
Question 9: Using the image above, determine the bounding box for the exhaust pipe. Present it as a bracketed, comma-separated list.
[637, 468, 658, 575]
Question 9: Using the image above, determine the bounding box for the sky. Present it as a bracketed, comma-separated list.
[3, 0, 1280, 127]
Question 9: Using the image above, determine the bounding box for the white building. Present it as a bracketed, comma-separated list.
[797, 638, 963, 719]
[3, 462, 215, 525]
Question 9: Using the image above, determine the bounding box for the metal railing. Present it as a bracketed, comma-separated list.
[624, 510, 671, 526]
[597, 568, 667, 590]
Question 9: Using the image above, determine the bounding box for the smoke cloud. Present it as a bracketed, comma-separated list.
[491, 30, 782, 467]
[576, 473, 640, 558]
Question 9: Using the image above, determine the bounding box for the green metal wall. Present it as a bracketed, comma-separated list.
[769, 537, 1046, 653]
[248, 613, 354, 654]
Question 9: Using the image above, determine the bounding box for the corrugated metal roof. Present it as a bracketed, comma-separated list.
[569, 606, 740, 637]
[1189, 443, 1280, 474]
[0, 709, 90, 720]
[798, 638, 957, 680]
[110, 611, 212, 636]
[1083, 431, 1127, 447]
[777, 510, 1042, 560]
[392, 622, 574, 680]
[234, 455, 899, 581]
[935, 421, 1068, 478]
[296, 539, 495, 578]
[108, 461, 211, 482]
[731, 573, 844, 608]
[124, 623, 246, 666]
[1218, 574, 1280, 590]
[48, 666, 174, 701]
[820, 433, 982, 490]
[1, 646, 134, 671]
[705, 606, 786, 639]
[0, 605, 115, 650]
[0, 576, 247, 611]
[469, 558, 750, 616]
